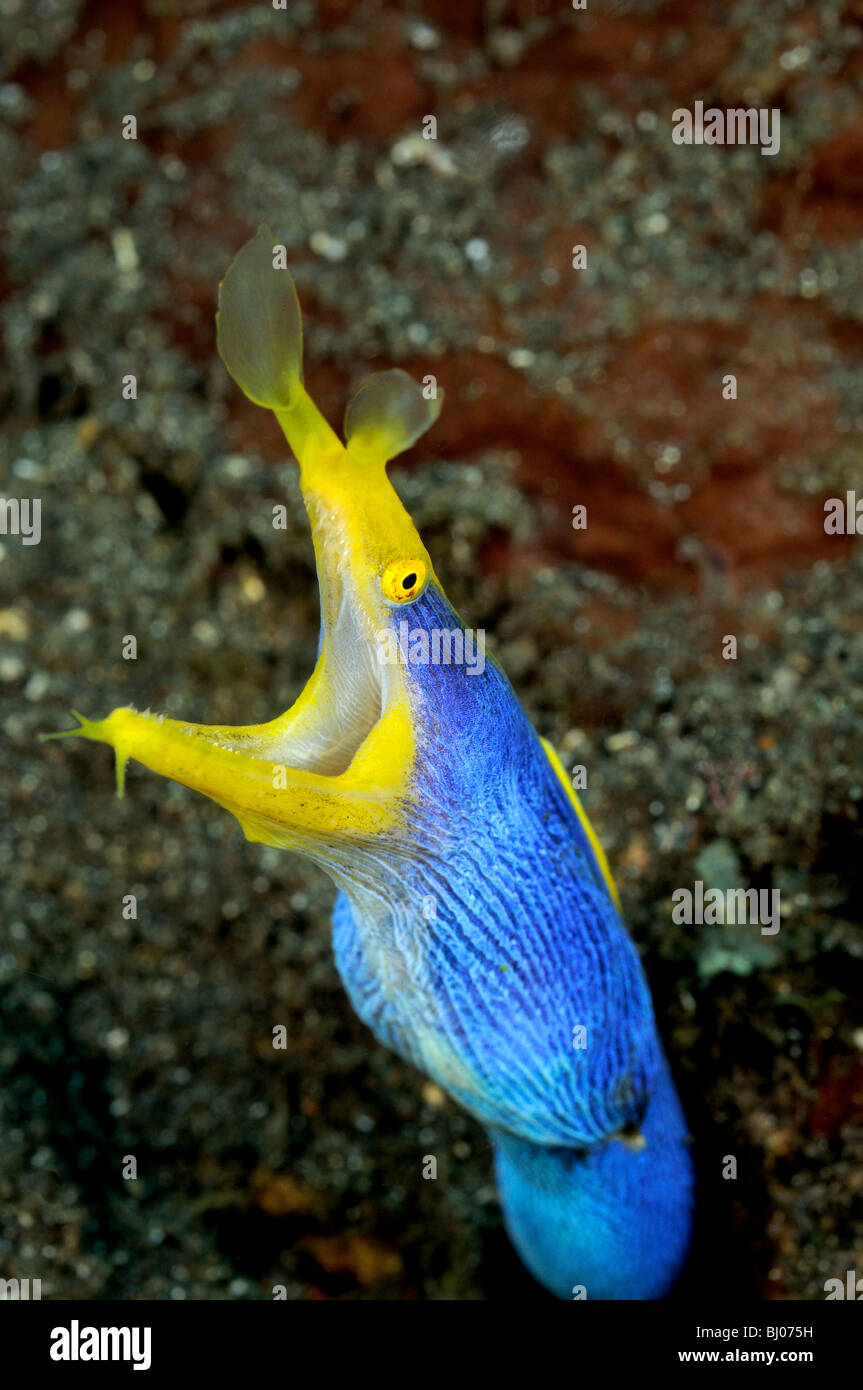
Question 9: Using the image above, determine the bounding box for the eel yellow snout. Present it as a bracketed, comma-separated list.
[42, 226, 446, 864]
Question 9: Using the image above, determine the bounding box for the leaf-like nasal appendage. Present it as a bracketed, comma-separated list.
[216, 224, 304, 411]
[344, 369, 443, 462]
[40, 710, 129, 798]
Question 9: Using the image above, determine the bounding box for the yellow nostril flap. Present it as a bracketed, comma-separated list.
[217, 225, 343, 469]
[344, 369, 443, 463]
[216, 224, 303, 411]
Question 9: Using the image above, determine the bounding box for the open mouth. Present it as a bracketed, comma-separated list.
[266, 577, 391, 780]
[41, 554, 410, 852]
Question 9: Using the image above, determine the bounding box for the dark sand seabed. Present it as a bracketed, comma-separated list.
[1, 0, 862, 1299]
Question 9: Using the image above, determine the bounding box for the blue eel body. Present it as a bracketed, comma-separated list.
[332, 585, 694, 1299]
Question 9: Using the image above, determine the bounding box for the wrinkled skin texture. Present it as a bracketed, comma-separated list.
[332, 584, 694, 1298]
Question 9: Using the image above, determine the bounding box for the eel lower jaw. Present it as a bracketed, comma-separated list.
[40, 620, 411, 852]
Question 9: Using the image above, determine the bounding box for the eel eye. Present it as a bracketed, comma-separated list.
[381, 557, 428, 604]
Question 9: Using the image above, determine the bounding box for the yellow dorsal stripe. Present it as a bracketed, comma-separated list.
[540, 737, 621, 913]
